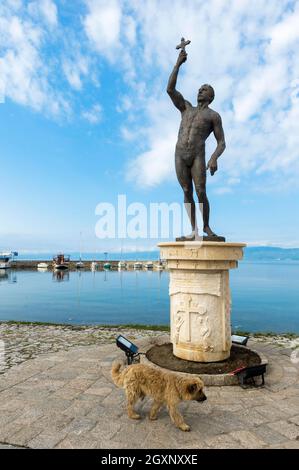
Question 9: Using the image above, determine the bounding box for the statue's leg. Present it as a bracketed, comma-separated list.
[175, 154, 197, 235]
[191, 157, 216, 236]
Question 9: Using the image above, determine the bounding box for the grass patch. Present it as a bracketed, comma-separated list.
[0, 320, 170, 332]
[232, 329, 251, 336]
[1, 320, 73, 327]
[1, 321, 297, 337]
[116, 323, 170, 332]
[232, 329, 299, 338]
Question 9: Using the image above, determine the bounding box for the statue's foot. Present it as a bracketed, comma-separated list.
[176, 230, 199, 242]
[203, 226, 226, 242]
[203, 225, 217, 237]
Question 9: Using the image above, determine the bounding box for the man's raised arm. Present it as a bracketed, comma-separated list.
[167, 50, 187, 112]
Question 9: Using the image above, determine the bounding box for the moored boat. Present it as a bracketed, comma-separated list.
[53, 254, 70, 270]
[134, 262, 143, 270]
[144, 262, 153, 269]
[91, 261, 99, 271]
[37, 262, 48, 270]
[103, 252, 111, 270]
[118, 261, 127, 269]
[154, 263, 164, 270]
[0, 251, 18, 270]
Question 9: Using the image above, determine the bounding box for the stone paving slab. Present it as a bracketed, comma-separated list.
[0, 334, 298, 449]
[0, 323, 166, 373]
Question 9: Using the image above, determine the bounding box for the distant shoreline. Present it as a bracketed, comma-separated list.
[8, 246, 299, 262]
[7, 260, 164, 271]
[6, 257, 299, 271]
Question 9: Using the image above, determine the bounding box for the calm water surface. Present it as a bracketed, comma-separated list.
[0, 261, 298, 333]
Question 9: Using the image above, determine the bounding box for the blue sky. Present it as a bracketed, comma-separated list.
[1, 0, 299, 252]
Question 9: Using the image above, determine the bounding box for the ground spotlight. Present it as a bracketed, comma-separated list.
[231, 334, 249, 346]
[231, 364, 267, 388]
[116, 335, 140, 365]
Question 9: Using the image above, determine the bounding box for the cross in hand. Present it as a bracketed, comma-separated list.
[176, 37, 191, 52]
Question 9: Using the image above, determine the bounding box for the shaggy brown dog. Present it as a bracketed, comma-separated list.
[111, 362, 207, 431]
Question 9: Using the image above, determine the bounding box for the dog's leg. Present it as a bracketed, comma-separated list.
[149, 401, 163, 421]
[168, 404, 190, 432]
[126, 389, 141, 420]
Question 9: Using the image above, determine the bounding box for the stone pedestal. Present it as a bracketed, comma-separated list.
[158, 242, 246, 362]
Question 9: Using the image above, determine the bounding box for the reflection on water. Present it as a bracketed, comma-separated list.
[52, 271, 70, 283]
[0, 269, 169, 327]
[0, 262, 298, 333]
[0, 270, 17, 284]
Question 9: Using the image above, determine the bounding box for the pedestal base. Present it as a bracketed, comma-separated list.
[158, 241, 246, 363]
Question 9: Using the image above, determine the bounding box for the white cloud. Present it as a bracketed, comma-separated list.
[0, 2, 67, 115]
[6, 0, 22, 10]
[82, 103, 102, 124]
[126, 133, 176, 186]
[1, 0, 298, 194]
[227, 178, 240, 186]
[28, 0, 58, 27]
[105, 0, 299, 192]
[83, 0, 121, 60]
[213, 187, 233, 195]
[116, 95, 133, 113]
[62, 56, 89, 90]
[121, 126, 136, 141]
[268, 6, 299, 55]
[123, 15, 136, 45]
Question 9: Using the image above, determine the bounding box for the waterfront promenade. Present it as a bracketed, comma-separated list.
[0, 324, 299, 449]
[8, 261, 162, 271]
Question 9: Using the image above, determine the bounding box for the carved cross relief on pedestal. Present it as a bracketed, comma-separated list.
[174, 297, 208, 344]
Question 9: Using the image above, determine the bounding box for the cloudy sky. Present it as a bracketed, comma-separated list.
[0, 0, 299, 252]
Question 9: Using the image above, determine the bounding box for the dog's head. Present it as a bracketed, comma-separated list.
[184, 378, 207, 402]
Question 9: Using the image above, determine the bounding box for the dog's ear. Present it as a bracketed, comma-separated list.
[187, 383, 198, 394]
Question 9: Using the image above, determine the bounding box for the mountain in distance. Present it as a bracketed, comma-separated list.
[243, 246, 299, 261]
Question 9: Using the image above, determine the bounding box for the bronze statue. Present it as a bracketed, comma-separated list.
[167, 39, 226, 241]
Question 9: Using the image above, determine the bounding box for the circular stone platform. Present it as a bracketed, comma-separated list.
[144, 342, 267, 386]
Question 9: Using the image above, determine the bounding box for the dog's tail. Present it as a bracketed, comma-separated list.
[111, 360, 126, 388]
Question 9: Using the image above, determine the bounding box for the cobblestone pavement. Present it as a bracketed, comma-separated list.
[0, 323, 165, 373]
[0, 331, 299, 449]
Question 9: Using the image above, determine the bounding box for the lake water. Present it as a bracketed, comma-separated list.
[0, 261, 299, 333]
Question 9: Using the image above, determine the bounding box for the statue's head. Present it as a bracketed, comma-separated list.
[197, 84, 215, 105]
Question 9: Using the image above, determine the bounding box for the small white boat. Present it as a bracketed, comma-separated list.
[76, 261, 85, 269]
[103, 262, 111, 270]
[154, 263, 164, 270]
[134, 262, 143, 270]
[91, 261, 98, 271]
[155, 259, 165, 270]
[37, 262, 48, 270]
[144, 262, 153, 269]
[0, 251, 18, 269]
[118, 261, 127, 269]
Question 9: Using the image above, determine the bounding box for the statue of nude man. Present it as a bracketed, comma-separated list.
[167, 48, 226, 241]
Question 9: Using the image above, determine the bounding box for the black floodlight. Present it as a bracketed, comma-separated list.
[231, 334, 249, 346]
[116, 335, 139, 365]
[232, 364, 267, 388]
